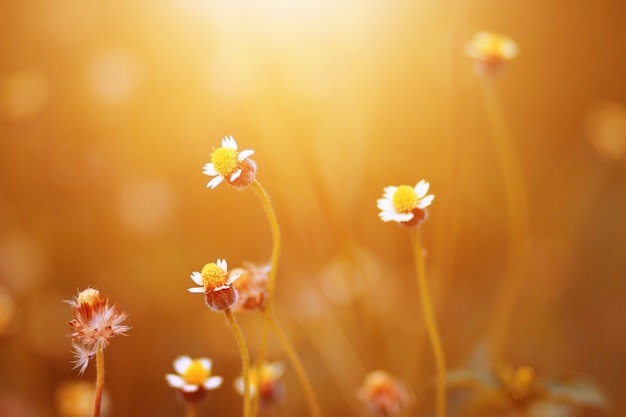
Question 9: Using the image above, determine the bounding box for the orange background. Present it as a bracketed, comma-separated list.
[1, 0, 625, 416]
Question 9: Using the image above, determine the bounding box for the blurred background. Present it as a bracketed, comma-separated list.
[1, 0, 626, 416]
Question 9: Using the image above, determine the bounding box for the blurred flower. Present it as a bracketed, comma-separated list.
[357, 370, 410, 417]
[377, 180, 434, 226]
[585, 100, 626, 165]
[203, 136, 256, 189]
[230, 262, 270, 312]
[66, 288, 129, 374]
[447, 364, 608, 416]
[56, 380, 109, 417]
[465, 31, 518, 77]
[189, 259, 241, 311]
[234, 361, 286, 409]
[166, 356, 223, 392]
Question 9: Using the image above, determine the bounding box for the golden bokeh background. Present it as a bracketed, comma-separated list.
[1, 0, 626, 416]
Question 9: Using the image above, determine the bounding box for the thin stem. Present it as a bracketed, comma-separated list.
[268, 314, 323, 417]
[186, 404, 198, 417]
[225, 308, 251, 417]
[93, 349, 105, 417]
[480, 79, 530, 365]
[411, 228, 446, 417]
[251, 179, 281, 416]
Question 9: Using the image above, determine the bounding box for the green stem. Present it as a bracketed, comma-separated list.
[269, 314, 323, 417]
[93, 349, 105, 417]
[225, 308, 251, 417]
[251, 179, 281, 416]
[411, 228, 446, 417]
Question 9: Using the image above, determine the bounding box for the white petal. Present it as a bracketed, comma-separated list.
[190, 272, 203, 286]
[233, 376, 244, 395]
[173, 356, 192, 374]
[227, 270, 242, 284]
[418, 194, 434, 208]
[204, 376, 223, 390]
[203, 163, 217, 176]
[188, 287, 206, 293]
[222, 136, 237, 150]
[207, 176, 224, 189]
[199, 358, 212, 371]
[166, 374, 185, 388]
[380, 211, 414, 222]
[377, 198, 394, 211]
[182, 384, 200, 393]
[268, 361, 287, 378]
[238, 149, 254, 161]
[382, 186, 398, 198]
[414, 180, 429, 198]
[217, 259, 227, 271]
[230, 168, 242, 182]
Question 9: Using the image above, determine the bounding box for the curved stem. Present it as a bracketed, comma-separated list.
[225, 308, 251, 417]
[411, 228, 446, 417]
[93, 349, 105, 417]
[268, 314, 323, 417]
[251, 179, 282, 416]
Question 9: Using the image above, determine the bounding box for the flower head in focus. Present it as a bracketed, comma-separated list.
[358, 370, 410, 416]
[166, 356, 223, 403]
[234, 361, 286, 409]
[203, 136, 256, 189]
[377, 180, 434, 227]
[66, 288, 130, 374]
[230, 262, 270, 312]
[189, 259, 241, 311]
[465, 31, 518, 77]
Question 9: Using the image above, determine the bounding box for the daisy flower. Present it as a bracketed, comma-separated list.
[465, 32, 518, 77]
[66, 288, 130, 375]
[189, 259, 241, 311]
[358, 370, 410, 417]
[377, 180, 434, 226]
[234, 361, 286, 409]
[166, 356, 223, 403]
[203, 136, 256, 189]
[230, 262, 270, 313]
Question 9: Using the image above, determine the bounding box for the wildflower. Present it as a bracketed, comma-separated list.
[203, 136, 256, 189]
[447, 364, 608, 415]
[66, 288, 129, 375]
[465, 31, 518, 77]
[358, 371, 410, 416]
[377, 180, 434, 227]
[189, 259, 241, 311]
[166, 356, 223, 403]
[234, 361, 286, 409]
[230, 262, 270, 312]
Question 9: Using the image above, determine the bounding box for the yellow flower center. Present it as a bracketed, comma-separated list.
[182, 360, 210, 385]
[211, 147, 239, 176]
[201, 263, 229, 290]
[77, 288, 101, 306]
[392, 186, 418, 213]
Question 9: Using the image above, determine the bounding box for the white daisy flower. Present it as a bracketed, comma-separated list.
[166, 355, 223, 393]
[202, 136, 255, 189]
[377, 180, 434, 224]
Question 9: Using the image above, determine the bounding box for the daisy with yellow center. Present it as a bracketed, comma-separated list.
[203, 136, 256, 189]
[189, 259, 241, 311]
[234, 361, 286, 408]
[166, 355, 223, 394]
[377, 180, 434, 224]
[465, 31, 518, 63]
[465, 31, 518, 77]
